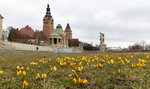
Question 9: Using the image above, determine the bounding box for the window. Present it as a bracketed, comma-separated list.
[59, 39, 61, 42]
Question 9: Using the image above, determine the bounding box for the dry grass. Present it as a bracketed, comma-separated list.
[0, 52, 150, 89]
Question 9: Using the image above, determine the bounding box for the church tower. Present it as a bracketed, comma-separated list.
[43, 4, 54, 39]
[65, 23, 72, 39]
[0, 15, 3, 40]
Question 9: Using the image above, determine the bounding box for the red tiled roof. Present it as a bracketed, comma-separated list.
[19, 26, 35, 38]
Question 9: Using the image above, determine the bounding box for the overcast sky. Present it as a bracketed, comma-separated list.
[0, 0, 150, 48]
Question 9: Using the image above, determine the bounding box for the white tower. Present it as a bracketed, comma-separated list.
[0, 15, 3, 41]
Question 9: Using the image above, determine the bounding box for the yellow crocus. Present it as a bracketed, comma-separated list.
[118, 57, 122, 60]
[72, 70, 79, 78]
[68, 74, 72, 77]
[131, 64, 136, 68]
[22, 71, 27, 76]
[17, 70, 22, 76]
[0, 70, 4, 75]
[93, 64, 98, 68]
[50, 66, 57, 71]
[70, 62, 76, 66]
[60, 62, 66, 66]
[78, 77, 83, 83]
[30, 62, 38, 65]
[77, 66, 83, 72]
[120, 60, 125, 64]
[41, 73, 47, 79]
[82, 79, 88, 84]
[36, 73, 40, 79]
[100, 59, 105, 63]
[17, 66, 20, 70]
[53, 66, 57, 71]
[22, 80, 28, 89]
[98, 63, 103, 68]
[17, 66, 24, 70]
[146, 56, 149, 59]
[125, 59, 130, 63]
[26, 67, 29, 70]
[78, 62, 82, 66]
[73, 78, 77, 83]
[20, 67, 24, 70]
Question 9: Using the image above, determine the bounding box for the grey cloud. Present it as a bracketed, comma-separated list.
[1, 0, 150, 48]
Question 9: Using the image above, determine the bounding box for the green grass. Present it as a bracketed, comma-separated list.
[0, 52, 150, 89]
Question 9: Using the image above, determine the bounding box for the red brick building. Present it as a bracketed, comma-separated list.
[8, 4, 78, 47]
[43, 4, 54, 39]
[19, 25, 35, 38]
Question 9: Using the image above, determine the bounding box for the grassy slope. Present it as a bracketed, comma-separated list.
[0, 52, 150, 89]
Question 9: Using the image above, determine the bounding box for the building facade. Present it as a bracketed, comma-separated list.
[0, 15, 3, 40]
[43, 4, 54, 40]
[8, 4, 76, 48]
[43, 4, 72, 48]
[49, 24, 68, 48]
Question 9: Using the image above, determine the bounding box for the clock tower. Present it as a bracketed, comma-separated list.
[43, 4, 54, 39]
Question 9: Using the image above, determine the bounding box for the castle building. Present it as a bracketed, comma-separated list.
[43, 4, 73, 48]
[8, 4, 76, 48]
[0, 15, 3, 40]
[49, 24, 68, 48]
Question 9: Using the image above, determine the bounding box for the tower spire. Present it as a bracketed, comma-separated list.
[66, 23, 71, 29]
[46, 4, 51, 17]
[65, 23, 72, 39]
